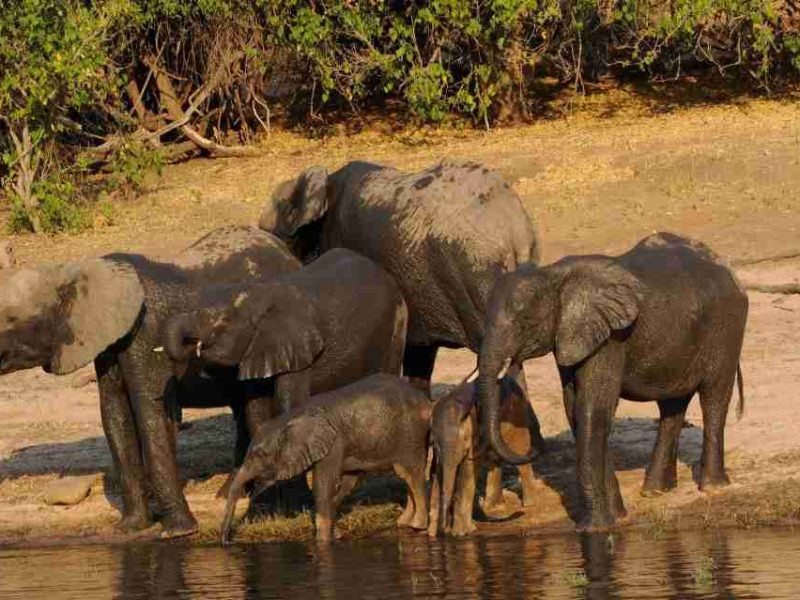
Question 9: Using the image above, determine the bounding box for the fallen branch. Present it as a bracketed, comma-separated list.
[145, 54, 258, 157]
[744, 283, 800, 295]
[731, 250, 800, 267]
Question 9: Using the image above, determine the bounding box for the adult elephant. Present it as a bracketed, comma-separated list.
[0, 226, 300, 538]
[258, 159, 540, 393]
[476, 232, 747, 530]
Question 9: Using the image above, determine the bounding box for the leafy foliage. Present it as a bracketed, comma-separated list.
[2, 0, 800, 232]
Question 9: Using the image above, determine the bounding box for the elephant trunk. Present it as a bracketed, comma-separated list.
[220, 465, 258, 545]
[163, 312, 201, 362]
[258, 203, 280, 234]
[477, 344, 536, 466]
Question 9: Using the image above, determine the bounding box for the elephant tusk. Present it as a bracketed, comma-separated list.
[497, 359, 511, 381]
[195, 340, 203, 358]
[153, 346, 164, 353]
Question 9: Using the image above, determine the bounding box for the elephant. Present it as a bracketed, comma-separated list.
[257, 159, 540, 394]
[476, 232, 748, 531]
[163, 248, 408, 415]
[220, 373, 431, 543]
[0, 225, 301, 538]
[0, 240, 15, 268]
[428, 368, 545, 537]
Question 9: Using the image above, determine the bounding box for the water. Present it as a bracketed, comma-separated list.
[1, 528, 798, 599]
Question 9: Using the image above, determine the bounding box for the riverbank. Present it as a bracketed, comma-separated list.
[2, 92, 800, 546]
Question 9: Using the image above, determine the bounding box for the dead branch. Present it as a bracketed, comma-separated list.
[144, 53, 258, 158]
[745, 283, 800, 295]
[731, 250, 800, 267]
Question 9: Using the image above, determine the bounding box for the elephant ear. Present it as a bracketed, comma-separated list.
[271, 408, 338, 481]
[555, 262, 644, 367]
[237, 288, 324, 380]
[260, 166, 329, 236]
[51, 259, 144, 374]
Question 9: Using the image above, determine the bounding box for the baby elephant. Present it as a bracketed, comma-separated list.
[0, 240, 16, 269]
[428, 370, 545, 536]
[221, 374, 432, 543]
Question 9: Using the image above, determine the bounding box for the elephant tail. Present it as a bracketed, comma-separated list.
[735, 364, 745, 421]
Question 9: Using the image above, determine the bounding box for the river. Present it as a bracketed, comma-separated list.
[1, 528, 797, 598]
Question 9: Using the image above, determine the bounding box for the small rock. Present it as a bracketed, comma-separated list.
[43, 475, 99, 506]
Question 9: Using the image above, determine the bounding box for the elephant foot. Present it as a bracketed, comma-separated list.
[159, 512, 198, 540]
[449, 518, 477, 537]
[398, 511, 428, 531]
[700, 472, 731, 493]
[216, 473, 235, 499]
[576, 510, 616, 533]
[115, 511, 152, 534]
[640, 480, 677, 498]
[396, 503, 415, 528]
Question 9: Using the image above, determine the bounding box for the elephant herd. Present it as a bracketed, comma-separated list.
[0, 159, 748, 542]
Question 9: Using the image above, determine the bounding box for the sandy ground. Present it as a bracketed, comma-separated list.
[1, 93, 800, 545]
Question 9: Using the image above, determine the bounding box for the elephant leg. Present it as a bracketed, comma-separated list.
[253, 374, 312, 514]
[483, 466, 505, 512]
[699, 373, 736, 490]
[510, 363, 546, 452]
[119, 355, 197, 539]
[558, 365, 578, 435]
[394, 460, 429, 530]
[451, 457, 477, 536]
[95, 354, 151, 532]
[332, 474, 359, 507]
[642, 396, 692, 496]
[312, 454, 343, 542]
[517, 464, 538, 508]
[274, 371, 311, 415]
[215, 399, 251, 499]
[427, 465, 440, 537]
[403, 344, 438, 397]
[574, 352, 624, 531]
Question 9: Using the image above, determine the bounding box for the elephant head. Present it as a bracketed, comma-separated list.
[477, 259, 644, 463]
[0, 240, 16, 269]
[220, 407, 337, 543]
[258, 166, 330, 259]
[164, 284, 324, 380]
[0, 259, 144, 375]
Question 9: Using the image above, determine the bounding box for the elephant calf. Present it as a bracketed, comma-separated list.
[220, 374, 432, 543]
[428, 369, 545, 537]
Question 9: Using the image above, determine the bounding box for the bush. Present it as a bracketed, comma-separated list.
[2, 0, 800, 233]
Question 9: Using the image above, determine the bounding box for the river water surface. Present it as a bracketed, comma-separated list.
[1, 528, 798, 599]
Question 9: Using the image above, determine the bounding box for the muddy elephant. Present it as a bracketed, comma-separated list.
[163, 249, 407, 410]
[221, 374, 431, 543]
[0, 226, 300, 538]
[428, 368, 545, 536]
[0, 240, 15, 268]
[477, 232, 748, 530]
[258, 159, 540, 394]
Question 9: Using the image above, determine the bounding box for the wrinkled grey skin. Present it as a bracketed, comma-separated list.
[258, 159, 539, 394]
[0, 226, 300, 538]
[477, 232, 748, 531]
[428, 368, 545, 537]
[221, 374, 431, 543]
[0, 240, 16, 269]
[163, 248, 408, 414]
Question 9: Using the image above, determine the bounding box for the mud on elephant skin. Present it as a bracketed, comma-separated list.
[258, 159, 540, 394]
[163, 248, 408, 416]
[428, 368, 546, 537]
[0, 225, 301, 538]
[220, 374, 431, 543]
[477, 232, 748, 531]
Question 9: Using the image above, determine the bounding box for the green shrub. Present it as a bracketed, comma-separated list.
[2, 0, 800, 233]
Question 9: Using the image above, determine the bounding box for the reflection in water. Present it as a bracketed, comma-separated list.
[1, 528, 798, 599]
